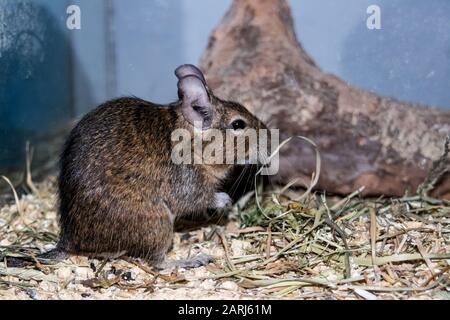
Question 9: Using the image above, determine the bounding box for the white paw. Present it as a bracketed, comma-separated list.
[214, 192, 232, 209]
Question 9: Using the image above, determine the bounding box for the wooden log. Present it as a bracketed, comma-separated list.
[200, 0, 450, 198]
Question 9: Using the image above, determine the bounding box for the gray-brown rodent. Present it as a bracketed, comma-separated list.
[16, 65, 265, 269]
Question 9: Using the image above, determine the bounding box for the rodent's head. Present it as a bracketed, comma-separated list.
[176, 64, 266, 132]
[175, 64, 268, 166]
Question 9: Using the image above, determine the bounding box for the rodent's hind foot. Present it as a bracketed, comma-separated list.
[40, 248, 69, 261]
[156, 255, 215, 270]
[5, 248, 68, 268]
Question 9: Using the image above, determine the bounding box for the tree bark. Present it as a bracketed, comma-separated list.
[200, 0, 450, 198]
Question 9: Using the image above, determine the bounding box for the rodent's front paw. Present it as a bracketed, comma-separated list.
[173, 255, 215, 269]
[213, 192, 232, 209]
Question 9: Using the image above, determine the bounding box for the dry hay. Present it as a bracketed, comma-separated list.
[0, 174, 448, 300]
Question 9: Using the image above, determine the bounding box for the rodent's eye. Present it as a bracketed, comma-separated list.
[231, 119, 247, 130]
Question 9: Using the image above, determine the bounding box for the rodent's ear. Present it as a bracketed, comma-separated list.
[175, 64, 207, 85]
[178, 76, 213, 129]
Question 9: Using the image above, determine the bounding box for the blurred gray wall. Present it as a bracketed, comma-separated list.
[292, 0, 450, 108]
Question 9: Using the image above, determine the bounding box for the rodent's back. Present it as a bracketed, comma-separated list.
[60, 98, 179, 205]
[63, 97, 176, 172]
[57, 97, 181, 257]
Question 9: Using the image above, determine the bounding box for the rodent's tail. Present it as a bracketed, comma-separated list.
[5, 248, 68, 268]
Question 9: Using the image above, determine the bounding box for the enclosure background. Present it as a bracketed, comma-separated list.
[1, 0, 449, 174]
